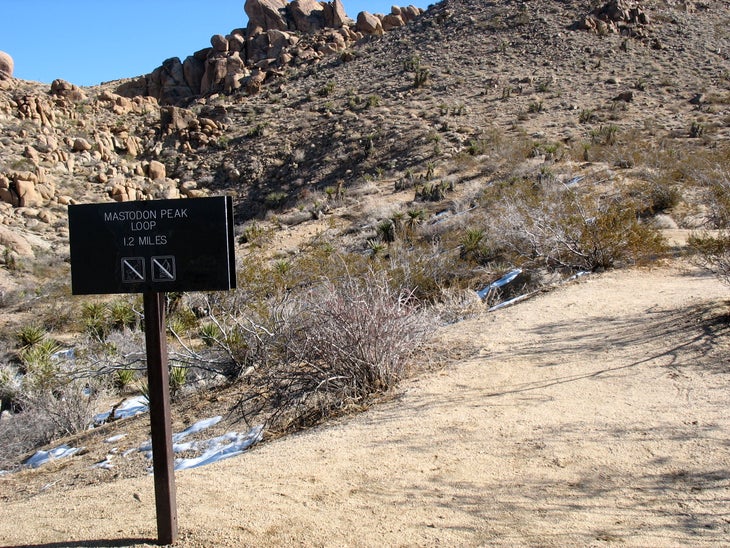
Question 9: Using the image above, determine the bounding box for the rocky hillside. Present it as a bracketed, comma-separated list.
[0, 0, 728, 293]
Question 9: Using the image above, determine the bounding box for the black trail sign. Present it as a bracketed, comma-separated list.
[68, 196, 236, 295]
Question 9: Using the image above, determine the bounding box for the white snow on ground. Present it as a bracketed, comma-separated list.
[94, 395, 149, 424]
[18, 401, 262, 472]
[104, 433, 126, 443]
[24, 445, 82, 468]
[476, 268, 522, 300]
[172, 416, 222, 442]
[138, 416, 264, 471]
[172, 426, 264, 471]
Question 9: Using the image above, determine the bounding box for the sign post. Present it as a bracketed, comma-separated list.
[68, 196, 236, 545]
[143, 291, 177, 544]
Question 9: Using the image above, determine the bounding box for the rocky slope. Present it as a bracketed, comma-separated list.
[0, 1, 728, 287]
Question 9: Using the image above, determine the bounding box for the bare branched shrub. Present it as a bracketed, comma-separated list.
[0, 376, 107, 469]
[689, 170, 730, 284]
[192, 290, 294, 379]
[235, 270, 433, 430]
[688, 232, 730, 284]
[0, 407, 55, 469]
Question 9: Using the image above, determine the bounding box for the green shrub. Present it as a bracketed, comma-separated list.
[113, 368, 137, 391]
[16, 324, 47, 349]
[200, 322, 222, 347]
[109, 299, 137, 331]
[81, 301, 110, 341]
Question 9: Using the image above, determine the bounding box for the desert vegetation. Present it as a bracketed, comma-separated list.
[3, 123, 723, 470]
[0, 0, 728, 494]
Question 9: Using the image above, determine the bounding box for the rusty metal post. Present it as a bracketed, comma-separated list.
[143, 291, 178, 545]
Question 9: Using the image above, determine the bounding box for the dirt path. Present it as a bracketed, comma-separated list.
[2, 259, 730, 547]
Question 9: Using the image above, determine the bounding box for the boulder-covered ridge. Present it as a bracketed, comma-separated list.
[0, 0, 728, 271]
[116, 0, 424, 105]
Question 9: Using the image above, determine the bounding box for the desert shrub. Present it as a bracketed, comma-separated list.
[113, 367, 137, 391]
[488, 180, 666, 272]
[109, 299, 138, 331]
[629, 179, 681, 217]
[0, 375, 107, 469]
[0, 363, 21, 412]
[18, 338, 62, 390]
[688, 170, 730, 283]
[16, 324, 47, 349]
[688, 233, 730, 284]
[199, 322, 222, 347]
[236, 270, 432, 430]
[169, 365, 188, 398]
[187, 289, 294, 380]
[701, 171, 730, 228]
[0, 406, 55, 469]
[81, 301, 110, 341]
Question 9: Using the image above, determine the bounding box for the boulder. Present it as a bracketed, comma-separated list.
[148, 160, 166, 181]
[160, 106, 198, 134]
[14, 178, 43, 207]
[323, 0, 349, 28]
[288, 0, 326, 33]
[0, 51, 13, 80]
[245, 0, 288, 34]
[183, 54, 207, 95]
[50, 79, 86, 101]
[72, 138, 93, 152]
[211, 34, 229, 53]
[0, 226, 33, 257]
[148, 57, 195, 104]
[356, 11, 383, 35]
[382, 13, 405, 31]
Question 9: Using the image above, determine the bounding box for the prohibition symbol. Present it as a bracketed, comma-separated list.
[151, 256, 176, 282]
[121, 257, 145, 282]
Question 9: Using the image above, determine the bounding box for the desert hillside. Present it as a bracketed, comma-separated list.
[0, 0, 729, 545]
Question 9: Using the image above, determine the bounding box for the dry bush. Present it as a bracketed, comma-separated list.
[0, 407, 55, 470]
[233, 270, 433, 431]
[0, 376, 107, 470]
[688, 232, 730, 285]
[688, 169, 730, 284]
[486, 179, 666, 272]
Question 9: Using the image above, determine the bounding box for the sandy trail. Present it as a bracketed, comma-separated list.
[2, 260, 730, 547]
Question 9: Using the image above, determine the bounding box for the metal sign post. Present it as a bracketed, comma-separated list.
[143, 291, 177, 545]
[67, 196, 236, 546]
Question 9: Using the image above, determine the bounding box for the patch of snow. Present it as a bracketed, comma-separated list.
[104, 433, 127, 443]
[174, 425, 264, 471]
[172, 416, 222, 442]
[93, 456, 114, 470]
[51, 347, 75, 361]
[24, 444, 82, 468]
[94, 395, 149, 424]
[488, 292, 534, 312]
[138, 418, 264, 471]
[477, 268, 522, 300]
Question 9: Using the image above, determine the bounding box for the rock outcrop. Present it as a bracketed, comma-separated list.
[574, 0, 651, 36]
[117, 0, 423, 105]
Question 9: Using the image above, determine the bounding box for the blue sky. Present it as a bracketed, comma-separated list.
[2, 0, 429, 87]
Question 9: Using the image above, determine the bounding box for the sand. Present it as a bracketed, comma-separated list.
[1, 258, 729, 547]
